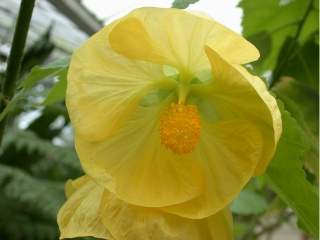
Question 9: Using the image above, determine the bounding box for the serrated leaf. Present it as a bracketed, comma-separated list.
[273, 32, 319, 91]
[266, 103, 319, 237]
[43, 68, 68, 105]
[21, 58, 69, 91]
[273, 78, 318, 138]
[273, 75, 318, 176]
[239, 0, 318, 73]
[0, 59, 69, 122]
[231, 189, 268, 215]
[172, 0, 200, 9]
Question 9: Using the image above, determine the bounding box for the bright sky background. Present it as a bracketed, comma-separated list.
[82, 0, 243, 33]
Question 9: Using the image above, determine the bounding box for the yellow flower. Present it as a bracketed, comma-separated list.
[58, 176, 233, 240]
[66, 7, 282, 219]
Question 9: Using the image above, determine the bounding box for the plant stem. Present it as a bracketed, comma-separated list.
[270, 0, 314, 88]
[0, 0, 36, 147]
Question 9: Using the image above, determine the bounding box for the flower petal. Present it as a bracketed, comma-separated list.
[109, 7, 259, 75]
[233, 66, 282, 174]
[163, 47, 281, 219]
[59, 177, 233, 240]
[198, 46, 282, 175]
[108, 17, 166, 64]
[162, 120, 263, 219]
[102, 189, 233, 240]
[75, 102, 204, 207]
[64, 175, 89, 198]
[57, 178, 114, 239]
[67, 21, 173, 141]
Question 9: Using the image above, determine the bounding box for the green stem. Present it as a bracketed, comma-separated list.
[178, 81, 190, 104]
[270, 0, 314, 88]
[0, 0, 36, 147]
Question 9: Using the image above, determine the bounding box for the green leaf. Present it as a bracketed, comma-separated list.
[0, 59, 69, 121]
[273, 73, 318, 177]
[273, 32, 319, 91]
[246, 31, 272, 61]
[271, 29, 319, 176]
[172, 0, 200, 9]
[42, 68, 68, 105]
[21, 58, 69, 91]
[0, 92, 24, 122]
[231, 189, 268, 215]
[273, 78, 318, 139]
[266, 103, 319, 237]
[239, 0, 318, 73]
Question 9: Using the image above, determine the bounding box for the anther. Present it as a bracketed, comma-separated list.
[160, 103, 201, 154]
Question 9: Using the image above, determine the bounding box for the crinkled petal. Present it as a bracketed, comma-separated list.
[75, 102, 203, 207]
[57, 178, 114, 239]
[58, 177, 233, 240]
[64, 175, 89, 198]
[109, 7, 259, 75]
[197, 46, 282, 175]
[102, 189, 233, 240]
[162, 120, 263, 219]
[67, 20, 174, 141]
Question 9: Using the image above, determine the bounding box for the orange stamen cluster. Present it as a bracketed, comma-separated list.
[160, 103, 201, 154]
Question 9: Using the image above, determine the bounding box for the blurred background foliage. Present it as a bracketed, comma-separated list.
[0, 0, 318, 239]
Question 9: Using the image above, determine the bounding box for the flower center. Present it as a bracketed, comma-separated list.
[160, 103, 201, 154]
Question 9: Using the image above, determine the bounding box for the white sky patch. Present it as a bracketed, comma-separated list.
[17, 109, 42, 129]
[82, 0, 242, 33]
